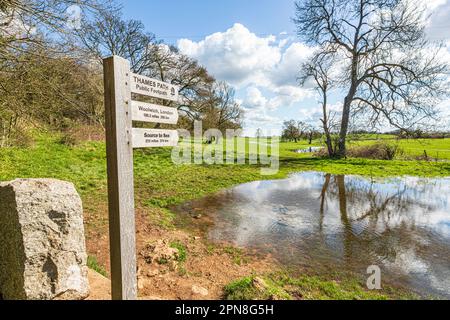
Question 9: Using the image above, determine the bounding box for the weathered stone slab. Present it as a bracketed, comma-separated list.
[0, 179, 89, 300]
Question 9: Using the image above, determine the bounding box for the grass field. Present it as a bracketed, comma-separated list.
[0, 132, 448, 300]
[1, 133, 449, 225]
[349, 138, 450, 160]
[1, 133, 449, 205]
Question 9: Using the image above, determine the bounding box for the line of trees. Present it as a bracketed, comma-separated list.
[281, 120, 321, 144]
[0, 0, 243, 146]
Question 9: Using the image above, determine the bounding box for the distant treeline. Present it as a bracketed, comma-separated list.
[281, 120, 450, 145]
[351, 130, 450, 139]
[0, 0, 243, 147]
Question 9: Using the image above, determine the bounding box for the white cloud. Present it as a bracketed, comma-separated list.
[245, 111, 280, 125]
[242, 85, 314, 118]
[270, 42, 315, 87]
[241, 87, 282, 129]
[424, 0, 450, 41]
[178, 24, 315, 90]
[178, 23, 281, 87]
[244, 87, 268, 109]
[178, 23, 316, 130]
[425, 0, 448, 12]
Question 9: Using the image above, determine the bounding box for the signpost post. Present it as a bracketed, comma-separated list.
[103, 55, 180, 300]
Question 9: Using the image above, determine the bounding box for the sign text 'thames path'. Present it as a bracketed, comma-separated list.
[131, 73, 179, 102]
[131, 101, 179, 125]
[132, 128, 179, 148]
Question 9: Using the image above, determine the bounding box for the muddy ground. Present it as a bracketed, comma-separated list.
[85, 207, 276, 300]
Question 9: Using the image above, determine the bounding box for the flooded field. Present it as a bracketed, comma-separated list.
[173, 172, 450, 298]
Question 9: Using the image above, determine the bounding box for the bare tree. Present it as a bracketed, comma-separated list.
[77, 10, 157, 73]
[282, 120, 301, 142]
[295, 0, 449, 156]
[300, 55, 336, 155]
[1, 0, 112, 52]
[76, 11, 216, 127]
[213, 82, 244, 133]
[202, 81, 243, 137]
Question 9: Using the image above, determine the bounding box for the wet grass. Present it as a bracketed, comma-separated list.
[224, 272, 418, 300]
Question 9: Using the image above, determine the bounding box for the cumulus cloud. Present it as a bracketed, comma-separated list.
[270, 42, 315, 87]
[178, 23, 316, 129]
[178, 24, 315, 90]
[244, 87, 268, 109]
[178, 23, 281, 86]
[240, 87, 282, 130]
[177, 23, 314, 93]
[424, 0, 450, 41]
[243, 86, 313, 112]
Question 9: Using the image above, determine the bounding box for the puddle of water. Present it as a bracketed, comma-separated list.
[173, 172, 450, 298]
[295, 147, 324, 153]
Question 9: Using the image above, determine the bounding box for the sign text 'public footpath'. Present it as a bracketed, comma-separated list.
[131, 73, 179, 102]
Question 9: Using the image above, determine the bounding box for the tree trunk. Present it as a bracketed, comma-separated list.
[338, 96, 352, 157]
[338, 56, 358, 157]
[321, 88, 334, 157]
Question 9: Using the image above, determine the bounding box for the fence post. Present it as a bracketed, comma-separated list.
[103, 55, 137, 300]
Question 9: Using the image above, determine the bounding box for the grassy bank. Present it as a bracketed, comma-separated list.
[224, 272, 418, 300]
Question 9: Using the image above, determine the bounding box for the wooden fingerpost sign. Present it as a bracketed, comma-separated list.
[103, 56, 179, 300]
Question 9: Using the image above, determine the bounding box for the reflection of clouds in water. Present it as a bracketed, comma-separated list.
[383, 247, 450, 295]
[380, 208, 450, 239]
[235, 172, 323, 203]
[205, 172, 450, 297]
[232, 173, 450, 238]
[384, 248, 429, 274]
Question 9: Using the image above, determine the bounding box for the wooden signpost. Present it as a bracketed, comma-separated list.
[103, 56, 179, 300]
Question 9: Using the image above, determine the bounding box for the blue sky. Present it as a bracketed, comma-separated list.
[119, 0, 296, 45]
[119, 0, 450, 136]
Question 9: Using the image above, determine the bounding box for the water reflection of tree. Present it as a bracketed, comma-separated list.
[317, 173, 449, 274]
[320, 175, 420, 226]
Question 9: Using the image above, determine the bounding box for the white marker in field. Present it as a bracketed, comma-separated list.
[132, 128, 179, 148]
[131, 73, 179, 102]
[131, 101, 179, 125]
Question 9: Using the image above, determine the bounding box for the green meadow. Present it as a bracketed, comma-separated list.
[1, 133, 449, 208]
[1, 133, 448, 300]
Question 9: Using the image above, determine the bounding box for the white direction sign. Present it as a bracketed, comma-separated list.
[130, 73, 179, 102]
[131, 101, 179, 125]
[132, 128, 179, 148]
